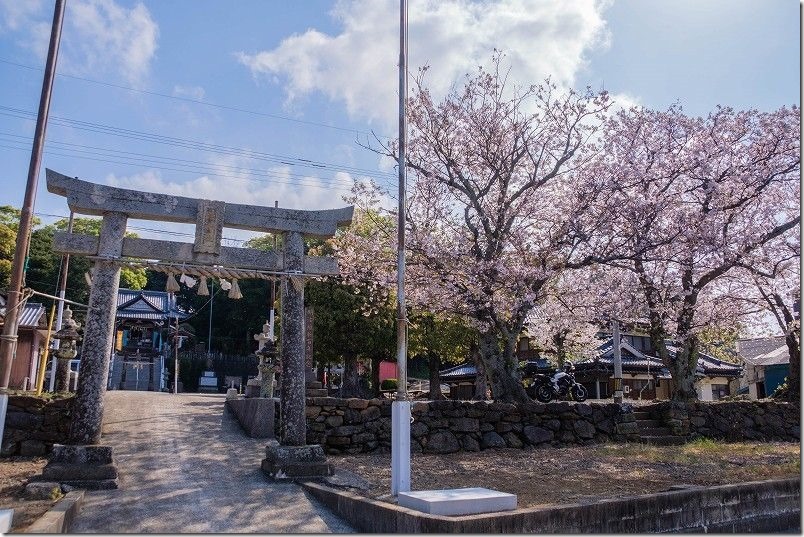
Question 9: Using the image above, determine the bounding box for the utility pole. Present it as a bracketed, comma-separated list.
[49, 211, 74, 391]
[612, 319, 623, 404]
[207, 279, 214, 353]
[0, 0, 65, 390]
[268, 201, 278, 341]
[391, 0, 411, 497]
[173, 310, 179, 394]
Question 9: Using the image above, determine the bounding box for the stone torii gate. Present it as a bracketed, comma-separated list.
[46, 169, 353, 451]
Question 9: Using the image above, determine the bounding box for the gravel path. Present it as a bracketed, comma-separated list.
[69, 391, 354, 533]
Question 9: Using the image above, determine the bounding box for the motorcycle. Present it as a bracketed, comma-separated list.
[526, 362, 588, 403]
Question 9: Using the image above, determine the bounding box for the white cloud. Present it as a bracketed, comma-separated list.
[0, 0, 158, 87]
[0, 0, 44, 31]
[66, 0, 158, 87]
[237, 0, 611, 128]
[606, 91, 642, 114]
[103, 157, 355, 216]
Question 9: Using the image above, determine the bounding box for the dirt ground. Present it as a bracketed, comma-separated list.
[0, 456, 56, 532]
[331, 440, 801, 507]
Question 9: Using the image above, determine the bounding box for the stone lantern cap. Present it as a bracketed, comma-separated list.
[53, 307, 81, 342]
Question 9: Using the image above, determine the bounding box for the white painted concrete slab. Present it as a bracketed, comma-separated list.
[0, 508, 14, 533]
[398, 487, 517, 516]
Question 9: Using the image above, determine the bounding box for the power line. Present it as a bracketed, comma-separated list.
[0, 135, 357, 191]
[0, 141, 358, 193]
[0, 131, 357, 186]
[0, 105, 395, 182]
[0, 57, 393, 140]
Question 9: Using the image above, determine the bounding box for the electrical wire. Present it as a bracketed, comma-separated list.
[0, 131, 358, 188]
[0, 57, 393, 140]
[0, 105, 396, 182]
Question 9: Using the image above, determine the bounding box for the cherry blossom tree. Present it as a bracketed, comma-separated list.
[361, 55, 614, 403]
[728, 232, 800, 399]
[595, 105, 800, 401]
[523, 276, 606, 367]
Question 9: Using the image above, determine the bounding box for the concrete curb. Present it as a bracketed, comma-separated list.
[301, 477, 801, 533]
[25, 490, 84, 533]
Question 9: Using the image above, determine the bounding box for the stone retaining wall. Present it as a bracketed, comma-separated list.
[2, 395, 73, 456]
[225, 397, 276, 438]
[305, 398, 639, 455]
[688, 401, 800, 441]
[649, 400, 800, 441]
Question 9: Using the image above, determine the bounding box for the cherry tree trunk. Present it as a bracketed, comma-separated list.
[340, 352, 360, 398]
[669, 336, 700, 402]
[427, 352, 444, 400]
[369, 355, 381, 397]
[478, 330, 529, 403]
[783, 332, 800, 400]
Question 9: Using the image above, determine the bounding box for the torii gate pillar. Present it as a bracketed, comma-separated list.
[68, 212, 127, 445]
[260, 230, 332, 478]
[279, 231, 305, 446]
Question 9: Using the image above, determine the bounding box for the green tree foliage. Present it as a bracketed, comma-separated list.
[305, 278, 395, 397]
[52, 217, 147, 290]
[146, 269, 274, 355]
[0, 206, 39, 291]
[0, 209, 148, 316]
[697, 325, 741, 365]
[408, 311, 476, 399]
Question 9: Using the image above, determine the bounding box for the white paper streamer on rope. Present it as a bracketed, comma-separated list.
[228, 278, 243, 299]
[219, 278, 232, 291]
[165, 273, 180, 293]
[179, 273, 197, 288]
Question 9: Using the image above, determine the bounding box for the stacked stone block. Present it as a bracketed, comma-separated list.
[1, 395, 72, 456]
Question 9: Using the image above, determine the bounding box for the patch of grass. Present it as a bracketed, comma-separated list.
[685, 437, 720, 451]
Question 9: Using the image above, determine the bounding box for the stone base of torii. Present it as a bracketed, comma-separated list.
[38, 169, 352, 484]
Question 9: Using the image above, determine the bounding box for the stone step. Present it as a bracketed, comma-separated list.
[638, 426, 673, 437]
[261, 459, 333, 480]
[58, 478, 119, 490]
[640, 435, 687, 446]
[306, 389, 328, 397]
[635, 419, 663, 428]
[51, 444, 113, 464]
[42, 462, 118, 481]
[306, 381, 323, 389]
[633, 411, 653, 420]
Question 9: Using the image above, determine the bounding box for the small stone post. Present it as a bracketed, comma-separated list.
[279, 231, 306, 446]
[68, 212, 127, 445]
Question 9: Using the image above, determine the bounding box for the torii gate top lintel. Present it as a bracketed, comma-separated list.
[46, 169, 354, 238]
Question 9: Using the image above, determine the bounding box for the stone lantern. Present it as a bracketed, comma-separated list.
[249, 320, 279, 399]
[256, 339, 280, 399]
[53, 307, 81, 392]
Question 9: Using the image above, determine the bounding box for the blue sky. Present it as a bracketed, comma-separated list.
[0, 0, 798, 245]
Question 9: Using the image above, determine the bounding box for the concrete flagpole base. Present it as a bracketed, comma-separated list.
[391, 400, 411, 496]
